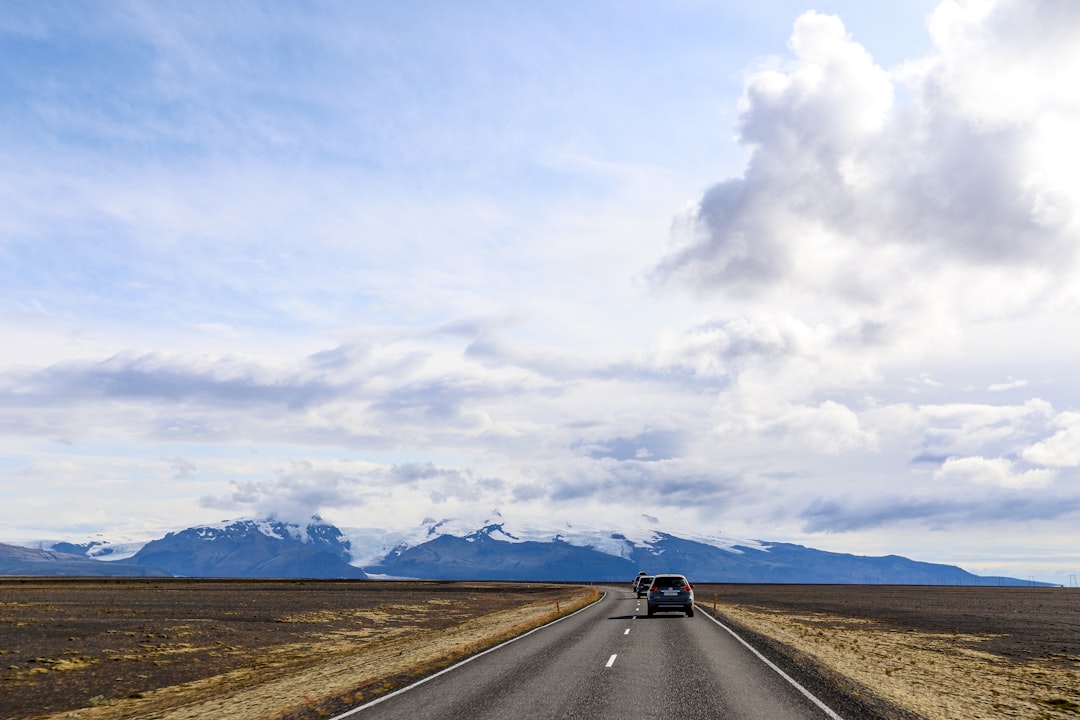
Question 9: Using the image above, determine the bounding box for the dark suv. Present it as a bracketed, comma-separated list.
[646, 574, 694, 617]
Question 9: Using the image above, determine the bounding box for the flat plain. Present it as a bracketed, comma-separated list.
[3, 579, 1078, 720]
[0, 578, 598, 720]
[696, 583, 1080, 720]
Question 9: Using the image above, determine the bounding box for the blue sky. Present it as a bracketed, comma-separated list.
[3, 0, 1079, 584]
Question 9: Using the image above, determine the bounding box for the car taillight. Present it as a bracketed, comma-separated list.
[682, 585, 692, 591]
[650, 585, 658, 591]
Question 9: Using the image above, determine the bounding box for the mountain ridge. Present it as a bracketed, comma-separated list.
[127, 518, 366, 579]
[1, 516, 1056, 585]
[0, 542, 169, 577]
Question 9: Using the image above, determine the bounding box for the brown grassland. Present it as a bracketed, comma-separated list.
[695, 583, 1080, 720]
[0, 578, 598, 720]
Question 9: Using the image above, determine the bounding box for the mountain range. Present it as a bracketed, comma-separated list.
[0, 515, 1054, 585]
[0, 542, 169, 577]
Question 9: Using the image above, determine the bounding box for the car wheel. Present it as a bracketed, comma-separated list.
[647, 605, 655, 617]
[685, 607, 694, 617]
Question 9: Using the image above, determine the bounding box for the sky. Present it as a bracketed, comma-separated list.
[2, 0, 1079, 584]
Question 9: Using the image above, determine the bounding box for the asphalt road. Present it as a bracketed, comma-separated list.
[333, 587, 847, 720]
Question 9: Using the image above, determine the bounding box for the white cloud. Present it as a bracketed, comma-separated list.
[655, 1, 1080, 346]
[868, 399, 1054, 464]
[927, 0, 1080, 128]
[1023, 411, 1080, 467]
[987, 379, 1028, 392]
[769, 400, 876, 454]
[3, 0, 1080, 583]
[935, 455, 1055, 489]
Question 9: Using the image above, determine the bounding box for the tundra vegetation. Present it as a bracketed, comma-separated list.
[696, 583, 1080, 720]
[1, 579, 598, 720]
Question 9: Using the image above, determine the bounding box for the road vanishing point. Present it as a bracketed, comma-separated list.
[330, 587, 850, 720]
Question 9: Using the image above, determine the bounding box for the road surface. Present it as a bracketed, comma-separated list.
[332, 587, 848, 720]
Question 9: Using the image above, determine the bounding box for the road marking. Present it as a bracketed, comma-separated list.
[624, 628, 630, 635]
[699, 606, 847, 720]
[606, 654, 617, 668]
[326, 591, 606, 719]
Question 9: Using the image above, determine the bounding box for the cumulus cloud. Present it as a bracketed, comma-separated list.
[655, 0, 1080, 333]
[927, 0, 1080, 130]
[1023, 411, 1080, 467]
[639, 2, 1080, 550]
[765, 400, 875, 454]
[198, 462, 369, 526]
[905, 400, 1054, 461]
[934, 455, 1055, 489]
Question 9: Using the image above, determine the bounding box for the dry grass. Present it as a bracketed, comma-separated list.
[709, 603, 1080, 720]
[31, 586, 600, 720]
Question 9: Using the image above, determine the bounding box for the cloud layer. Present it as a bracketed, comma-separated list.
[2, 0, 1079, 582]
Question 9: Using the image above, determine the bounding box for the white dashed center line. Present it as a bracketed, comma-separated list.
[624, 628, 630, 635]
[606, 654, 618, 668]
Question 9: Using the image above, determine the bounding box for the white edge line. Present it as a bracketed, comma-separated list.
[698, 605, 847, 720]
[327, 590, 606, 720]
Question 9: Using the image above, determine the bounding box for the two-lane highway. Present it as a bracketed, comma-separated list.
[333, 587, 846, 720]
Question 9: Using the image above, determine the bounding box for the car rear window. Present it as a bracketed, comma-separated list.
[654, 576, 686, 588]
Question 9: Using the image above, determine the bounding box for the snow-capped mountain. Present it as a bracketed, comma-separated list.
[46, 539, 147, 562]
[340, 511, 767, 567]
[0, 542, 168, 577]
[360, 515, 1013, 584]
[124, 517, 366, 579]
[2, 512, 1054, 585]
[15, 532, 158, 562]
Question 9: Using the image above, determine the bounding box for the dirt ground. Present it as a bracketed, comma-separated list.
[0, 578, 598, 720]
[695, 584, 1080, 720]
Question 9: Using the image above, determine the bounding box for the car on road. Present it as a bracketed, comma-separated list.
[631, 571, 647, 591]
[635, 575, 653, 598]
[646, 573, 694, 617]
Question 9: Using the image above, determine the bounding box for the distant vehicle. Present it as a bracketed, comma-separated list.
[646, 573, 694, 617]
[631, 570, 647, 591]
[635, 576, 653, 598]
